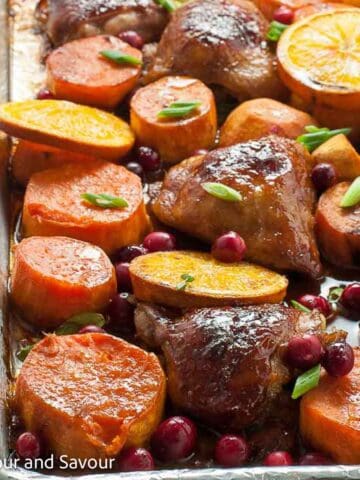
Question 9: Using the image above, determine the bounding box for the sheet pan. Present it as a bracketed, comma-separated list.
[0, 1, 359, 478]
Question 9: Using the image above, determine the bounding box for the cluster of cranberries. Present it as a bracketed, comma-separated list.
[15, 423, 333, 471]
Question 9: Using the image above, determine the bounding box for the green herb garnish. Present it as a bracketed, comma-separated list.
[340, 176, 360, 208]
[328, 286, 344, 303]
[158, 101, 202, 119]
[176, 273, 195, 291]
[292, 364, 321, 400]
[81, 193, 128, 209]
[202, 182, 242, 202]
[266, 21, 288, 42]
[290, 300, 311, 313]
[297, 126, 352, 153]
[16, 343, 34, 362]
[155, 0, 176, 12]
[100, 50, 142, 66]
[55, 313, 106, 336]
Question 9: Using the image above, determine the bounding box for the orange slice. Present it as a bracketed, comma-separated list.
[294, 3, 350, 21]
[277, 9, 360, 111]
[0, 100, 135, 161]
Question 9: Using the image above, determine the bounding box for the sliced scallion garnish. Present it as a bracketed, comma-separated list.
[155, 0, 176, 12]
[290, 300, 311, 313]
[297, 126, 352, 153]
[202, 182, 242, 202]
[100, 50, 142, 66]
[176, 273, 195, 291]
[340, 176, 360, 208]
[292, 364, 321, 400]
[81, 193, 128, 209]
[55, 313, 106, 336]
[266, 21, 288, 42]
[158, 101, 202, 119]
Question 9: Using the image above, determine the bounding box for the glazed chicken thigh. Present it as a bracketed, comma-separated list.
[153, 136, 321, 277]
[145, 0, 285, 101]
[37, 0, 169, 46]
[135, 303, 325, 430]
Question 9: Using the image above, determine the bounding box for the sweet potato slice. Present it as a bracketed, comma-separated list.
[315, 182, 360, 268]
[129, 251, 288, 308]
[130, 76, 217, 164]
[312, 134, 360, 181]
[46, 35, 142, 110]
[22, 160, 151, 254]
[16, 333, 166, 459]
[300, 348, 360, 464]
[253, 0, 322, 20]
[11, 140, 99, 186]
[219, 98, 317, 147]
[10, 236, 117, 328]
[0, 100, 134, 161]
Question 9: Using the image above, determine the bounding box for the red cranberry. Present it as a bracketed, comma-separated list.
[118, 31, 144, 50]
[113, 245, 148, 263]
[125, 161, 144, 178]
[36, 88, 54, 100]
[107, 293, 135, 332]
[137, 146, 161, 172]
[212, 231, 247, 263]
[78, 325, 106, 334]
[321, 342, 354, 377]
[340, 283, 360, 313]
[297, 294, 332, 317]
[299, 452, 333, 465]
[311, 163, 337, 193]
[115, 262, 132, 292]
[151, 416, 197, 462]
[118, 447, 154, 472]
[143, 232, 176, 252]
[273, 6, 294, 24]
[264, 451, 294, 466]
[286, 334, 323, 370]
[16, 432, 41, 459]
[214, 434, 250, 467]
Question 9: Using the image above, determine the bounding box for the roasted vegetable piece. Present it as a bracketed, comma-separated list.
[312, 135, 360, 181]
[37, 0, 169, 46]
[16, 333, 166, 459]
[300, 348, 360, 464]
[146, 0, 286, 102]
[22, 160, 151, 254]
[46, 35, 142, 110]
[153, 136, 321, 277]
[10, 236, 117, 328]
[315, 182, 360, 268]
[11, 140, 98, 186]
[135, 303, 325, 430]
[220, 98, 317, 147]
[130, 76, 217, 164]
[129, 251, 288, 308]
[0, 100, 134, 161]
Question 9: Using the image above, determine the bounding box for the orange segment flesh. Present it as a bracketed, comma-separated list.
[0, 100, 135, 160]
[277, 9, 360, 110]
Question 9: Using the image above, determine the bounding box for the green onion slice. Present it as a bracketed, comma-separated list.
[266, 21, 288, 42]
[55, 313, 106, 336]
[297, 126, 352, 153]
[81, 193, 128, 209]
[290, 300, 311, 313]
[340, 176, 360, 208]
[16, 343, 34, 362]
[100, 50, 142, 66]
[158, 101, 202, 119]
[202, 182, 242, 202]
[292, 364, 321, 400]
[155, 0, 176, 12]
[176, 273, 195, 291]
[328, 286, 344, 303]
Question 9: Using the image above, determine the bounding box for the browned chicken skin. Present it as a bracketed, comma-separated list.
[153, 136, 322, 277]
[145, 0, 286, 101]
[37, 0, 169, 46]
[135, 303, 325, 430]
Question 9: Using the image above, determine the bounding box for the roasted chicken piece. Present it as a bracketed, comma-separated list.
[145, 0, 286, 101]
[36, 0, 169, 46]
[153, 136, 321, 277]
[135, 303, 325, 430]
